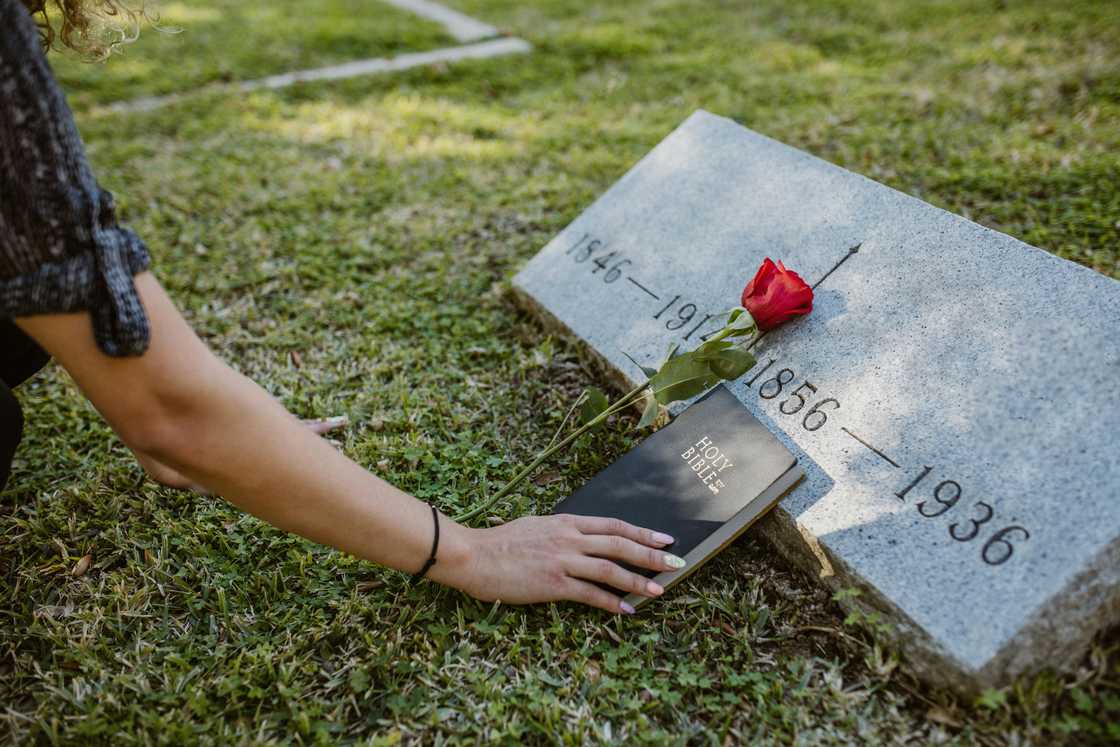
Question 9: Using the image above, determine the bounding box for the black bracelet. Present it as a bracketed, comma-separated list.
[412, 504, 440, 583]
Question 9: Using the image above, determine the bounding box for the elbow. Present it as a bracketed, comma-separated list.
[118, 410, 197, 468]
[112, 367, 228, 471]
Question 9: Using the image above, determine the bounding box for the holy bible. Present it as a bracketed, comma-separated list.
[553, 385, 803, 610]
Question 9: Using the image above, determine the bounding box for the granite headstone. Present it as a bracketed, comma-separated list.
[513, 110, 1120, 692]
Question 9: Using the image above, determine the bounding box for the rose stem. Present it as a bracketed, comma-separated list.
[454, 381, 650, 523]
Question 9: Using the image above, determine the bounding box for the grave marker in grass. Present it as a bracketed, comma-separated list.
[513, 110, 1120, 692]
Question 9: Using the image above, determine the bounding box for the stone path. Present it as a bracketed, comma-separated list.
[102, 1, 529, 115]
[381, 0, 499, 42]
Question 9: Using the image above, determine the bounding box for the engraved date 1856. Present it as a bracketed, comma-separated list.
[745, 358, 840, 433]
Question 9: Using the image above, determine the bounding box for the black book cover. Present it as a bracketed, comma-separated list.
[552, 385, 803, 608]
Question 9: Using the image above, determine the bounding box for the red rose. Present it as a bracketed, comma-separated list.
[740, 258, 813, 331]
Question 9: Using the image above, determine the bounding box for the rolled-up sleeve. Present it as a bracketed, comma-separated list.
[0, 0, 151, 356]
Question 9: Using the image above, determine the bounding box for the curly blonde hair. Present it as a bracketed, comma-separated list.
[21, 0, 151, 60]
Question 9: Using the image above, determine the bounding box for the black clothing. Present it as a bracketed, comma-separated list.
[0, 381, 23, 492]
[1, 318, 49, 386]
[1, 0, 152, 356]
[1, 319, 49, 490]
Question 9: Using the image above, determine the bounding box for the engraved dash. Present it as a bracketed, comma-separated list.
[626, 276, 660, 300]
[812, 242, 861, 290]
[841, 427, 901, 469]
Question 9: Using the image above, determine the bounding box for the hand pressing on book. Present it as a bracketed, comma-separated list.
[432, 514, 685, 614]
[455, 257, 814, 525]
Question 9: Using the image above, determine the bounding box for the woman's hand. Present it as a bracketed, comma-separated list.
[431, 514, 686, 614]
[18, 276, 682, 614]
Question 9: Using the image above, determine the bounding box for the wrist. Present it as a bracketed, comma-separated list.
[425, 516, 479, 592]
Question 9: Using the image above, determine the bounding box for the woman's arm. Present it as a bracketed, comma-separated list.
[16, 272, 681, 612]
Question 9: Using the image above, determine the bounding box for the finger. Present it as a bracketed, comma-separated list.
[578, 534, 685, 574]
[565, 514, 674, 547]
[567, 556, 664, 599]
[562, 578, 636, 615]
[302, 416, 349, 435]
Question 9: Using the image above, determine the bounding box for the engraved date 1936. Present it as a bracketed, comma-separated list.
[894, 466, 1030, 566]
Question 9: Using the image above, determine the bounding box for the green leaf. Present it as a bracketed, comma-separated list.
[349, 668, 370, 694]
[620, 349, 658, 379]
[724, 307, 756, 337]
[1071, 687, 1094, 714]
[536, 671, 565, 688]
[753, 607, 771, 636]
[708, 348, 756, 380]
[648, 353, 720, 405]
[661, 342, 681, 367]
[578, 388, 609, 429]
[637, 395, 660, 429]
[975, 689, 1008, 710]
[692, 339, 734, 360]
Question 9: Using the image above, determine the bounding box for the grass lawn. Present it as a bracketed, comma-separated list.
[50, 0, 457, 110]
[3, 0, 1119, 743]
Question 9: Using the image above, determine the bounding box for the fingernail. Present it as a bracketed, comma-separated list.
[646, 581, 664, 596]
[652, 531, 675, 545]
[664, 554, 686, 569]
[620, 601, 636, 615]
[326, 415, 349, 426]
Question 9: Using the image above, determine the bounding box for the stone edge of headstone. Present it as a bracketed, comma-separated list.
[979, 536, 1120, 688]
[507, 281, 994, 695]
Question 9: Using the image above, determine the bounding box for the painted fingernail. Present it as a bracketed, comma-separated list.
[664, 554, 686, 569]
[651, 532, 675, 545]
[620, 601, 636, 615]
[646, 581, 664, 596]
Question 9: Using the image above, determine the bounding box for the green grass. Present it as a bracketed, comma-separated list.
[4, 0, 1120, 743]
[50, 0, 457, 110]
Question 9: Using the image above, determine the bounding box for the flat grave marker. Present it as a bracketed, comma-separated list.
[514, 110, 1120, 692]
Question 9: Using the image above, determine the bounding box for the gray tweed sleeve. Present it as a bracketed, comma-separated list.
[0, 0, 151, 356]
